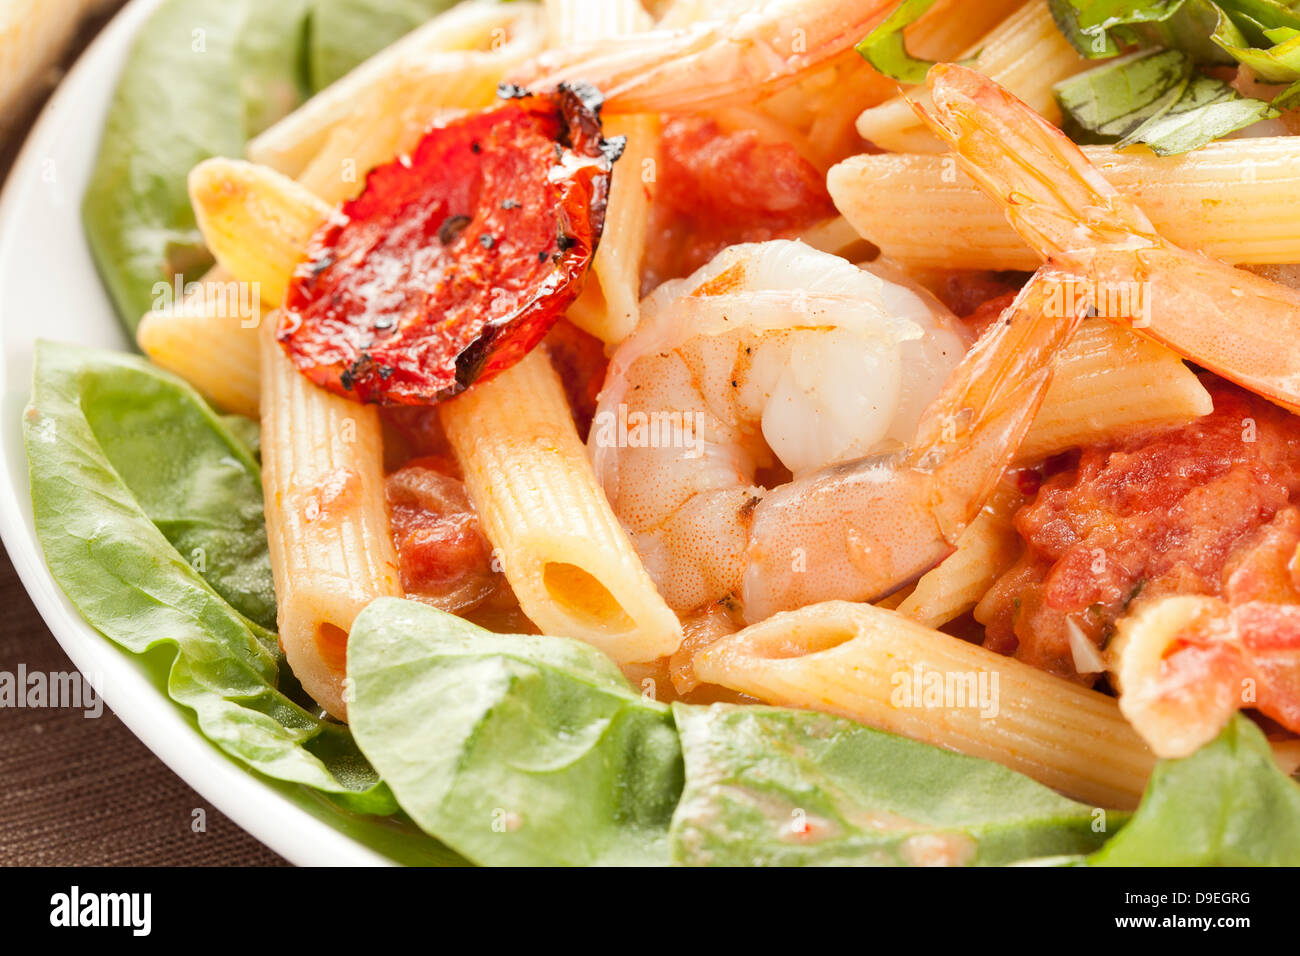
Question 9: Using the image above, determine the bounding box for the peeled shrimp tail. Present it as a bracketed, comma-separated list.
[907, 264, 1091, 539]
[918, 62, 1300, 414]
[915, 62, 1157, 255]
[740, 266, 1089, 623]
[1056, 245, 1300, 415]
[516, 0, 897, 115]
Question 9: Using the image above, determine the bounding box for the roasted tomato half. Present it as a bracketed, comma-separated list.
[279, 83, 622, 405]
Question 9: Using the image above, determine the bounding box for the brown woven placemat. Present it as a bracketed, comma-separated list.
[0, 546, 289, 866]
[0, 1, 287, 867]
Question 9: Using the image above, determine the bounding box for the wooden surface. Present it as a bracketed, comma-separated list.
[0, 0, 287, 867]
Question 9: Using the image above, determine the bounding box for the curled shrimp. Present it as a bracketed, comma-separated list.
[915, 63, 1300, 414]
[514, 0, 897, 114]
[591, 239, 1087, 624]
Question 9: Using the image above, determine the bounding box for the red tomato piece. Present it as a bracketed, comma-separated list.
[280, 83, 622, 405]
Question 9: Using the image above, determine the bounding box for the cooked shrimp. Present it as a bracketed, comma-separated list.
[915, 63, 1300, 414]
[1112, 595, 1300, 758]
[591, 240, 1087, 623]
[514, 0, 897, 114]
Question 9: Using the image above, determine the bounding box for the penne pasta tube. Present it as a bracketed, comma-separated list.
[829, 137, 1300, 270]
[440, 349, 683, 663]
[142, 157, 327, 418]
[856, 1, 1087, 154]
[247, 0, 538, 176]
[550, 0, 658, 345]
[138, 158, 344, 416]
[187, 158, 402, 718]
[1018, 320, 1213, 464]
[185, 159, 330, 308]
[259, 314, 402, 721]
[894, 484, 1023, 629]
[694, 601, 1156, 809]
[565, 111, 659, 344]
[136, 264, 262, 418]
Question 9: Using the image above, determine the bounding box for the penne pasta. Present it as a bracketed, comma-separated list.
[135, 264, 262, 418]
[184, 159, 330, 308]
[694, 601, 1156, 809]
[439, 349, 683, 663]
[565, 111, 660, 345]
[259, 313, 402, 721]
[246, 1, 538, 177]
[187, 158, 402, 720]
[1018, 320, 1213, 464]
[856, 1, 1088, 154]
[894, 484, 1024, 629]
[550, 0, 658, 345]
[139, 159, 329, 417]
[829, 138, 1300, 270]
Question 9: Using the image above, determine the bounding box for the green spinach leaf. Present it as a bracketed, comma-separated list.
[84, 0, 255, 331]
[25, 341, 394, 814]
[1210, 2, 1300, 81]
[1090, 715, 1300, 865]
[74, 361, 277, 629]
[1049, 0, 1191, 58]
[347, 598, 684, 866]
[669, 703, 1117, 866]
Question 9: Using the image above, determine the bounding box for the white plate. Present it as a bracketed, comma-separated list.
[0, 0, 403, 866]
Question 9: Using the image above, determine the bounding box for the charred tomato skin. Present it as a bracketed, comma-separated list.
[280, 83, 622, 405]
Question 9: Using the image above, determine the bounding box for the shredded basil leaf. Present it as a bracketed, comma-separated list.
[1210, 4, 1300, 82]
[854, 0, 942, 83]
[1049, 0, 1190, 58]
[1056, 47, 1279, 153]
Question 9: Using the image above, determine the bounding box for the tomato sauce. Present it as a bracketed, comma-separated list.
[541, 318, 608, 439]
[386, 456, 504, 614]
[980, 378, 1300, 680]
[643, 115, 837, 287]
[933, 272, 1026, 323]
